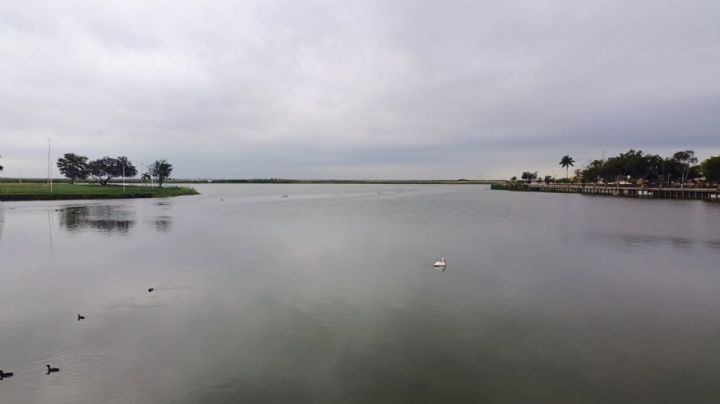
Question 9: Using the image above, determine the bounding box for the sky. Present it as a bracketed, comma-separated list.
[1, 0, 719, 180]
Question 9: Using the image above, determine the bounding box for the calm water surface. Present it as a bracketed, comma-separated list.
[1, 184, 719, 403]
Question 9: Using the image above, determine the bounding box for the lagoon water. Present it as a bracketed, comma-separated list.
[1, 184, 720, 403]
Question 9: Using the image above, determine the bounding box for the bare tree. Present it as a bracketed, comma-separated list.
[673, 150, 698, 187]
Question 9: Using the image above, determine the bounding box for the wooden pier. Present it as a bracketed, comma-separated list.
[526, 184, 720, 201]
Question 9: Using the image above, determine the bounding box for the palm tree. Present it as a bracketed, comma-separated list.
[559, 155, 576, 178]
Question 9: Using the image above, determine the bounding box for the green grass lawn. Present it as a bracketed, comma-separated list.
[0, 183, 198, 201]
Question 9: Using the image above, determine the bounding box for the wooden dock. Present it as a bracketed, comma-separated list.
[527, 184, 720, 201]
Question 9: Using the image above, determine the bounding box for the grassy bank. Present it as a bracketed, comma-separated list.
[0, 183, 198, 201]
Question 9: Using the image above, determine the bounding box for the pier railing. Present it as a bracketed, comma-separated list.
[522, 183, 720, 200]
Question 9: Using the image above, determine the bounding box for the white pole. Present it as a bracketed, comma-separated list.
[48, 140, 53, 192]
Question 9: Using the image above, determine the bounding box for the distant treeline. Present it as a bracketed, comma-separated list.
[580, 150, 709, 184]
[514, 150, 720, 185]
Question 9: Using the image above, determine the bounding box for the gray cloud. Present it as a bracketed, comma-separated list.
[1, 0, 718, 179]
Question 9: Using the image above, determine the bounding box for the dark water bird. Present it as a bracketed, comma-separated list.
[0, 370, 13, 380]
[148, 288, 154, 293]
[46, 365, 59, 374]
[220, 198, 224, 201]
[77, 314, 85, 321]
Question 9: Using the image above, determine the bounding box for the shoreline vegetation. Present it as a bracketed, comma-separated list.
[1, 153, 181, 201]
[492, 149, 720, 201]
[0, 183, 198, 201]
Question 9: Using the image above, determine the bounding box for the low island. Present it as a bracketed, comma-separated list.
[0, 183, 198, 201]
[1, 154, 198, 201]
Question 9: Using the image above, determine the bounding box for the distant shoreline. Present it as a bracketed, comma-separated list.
[181, 179, 497, 185]
[1, 178, 498, 185]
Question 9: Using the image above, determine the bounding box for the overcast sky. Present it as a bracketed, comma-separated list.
[1, 0, 718, 179]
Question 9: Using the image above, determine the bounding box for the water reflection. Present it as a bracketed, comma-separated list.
[0, 206, 4, 239]
[149, 216, 172, 232]
[588, 232, 720, 252]
[47, 208, 56, 252]
[59, 205, 137, 235]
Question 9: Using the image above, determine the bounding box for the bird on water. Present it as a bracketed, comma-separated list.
[433, 257, 448, 267]
[77, 314, 85, 321]
[148, 288, 154, 293]
[46, 365, 59, 374]
[0, 370, 13, 380]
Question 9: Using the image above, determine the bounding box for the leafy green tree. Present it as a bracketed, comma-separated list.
[559, 155, 576, 178]
[579, 149, 703, 185]
[580, 159, 604, 183]
[88, 156, 137, 185]
[116, 156, 137, 178]
[521, 171, 538, 182]
[56, 153, 89, 184]
[700, 156, 720, 184]
[150, 159, 173, 187]
[88, 157, 117, 185]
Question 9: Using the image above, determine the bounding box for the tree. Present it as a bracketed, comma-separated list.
[56, 153, 89, 184]
[116, 156, 137, 179]
[150, 159, 173, 187]
[521, 171, 538, 182]
[0, 154, 3, 176]
[88, 156, 136, 185]
[510, 176, 517, 182]
[559, 155, 576, 178]
[544, 175, 553, 184]
[672, 150, 698, 187]
[88, 157, 118, 185]
[700, 156, 720, 184]
[578, 149, 703, 185]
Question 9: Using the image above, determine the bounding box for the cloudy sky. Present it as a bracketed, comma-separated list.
[1, 0, 718, 179]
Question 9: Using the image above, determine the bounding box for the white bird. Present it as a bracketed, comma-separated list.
[433, 257, 447, 267]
